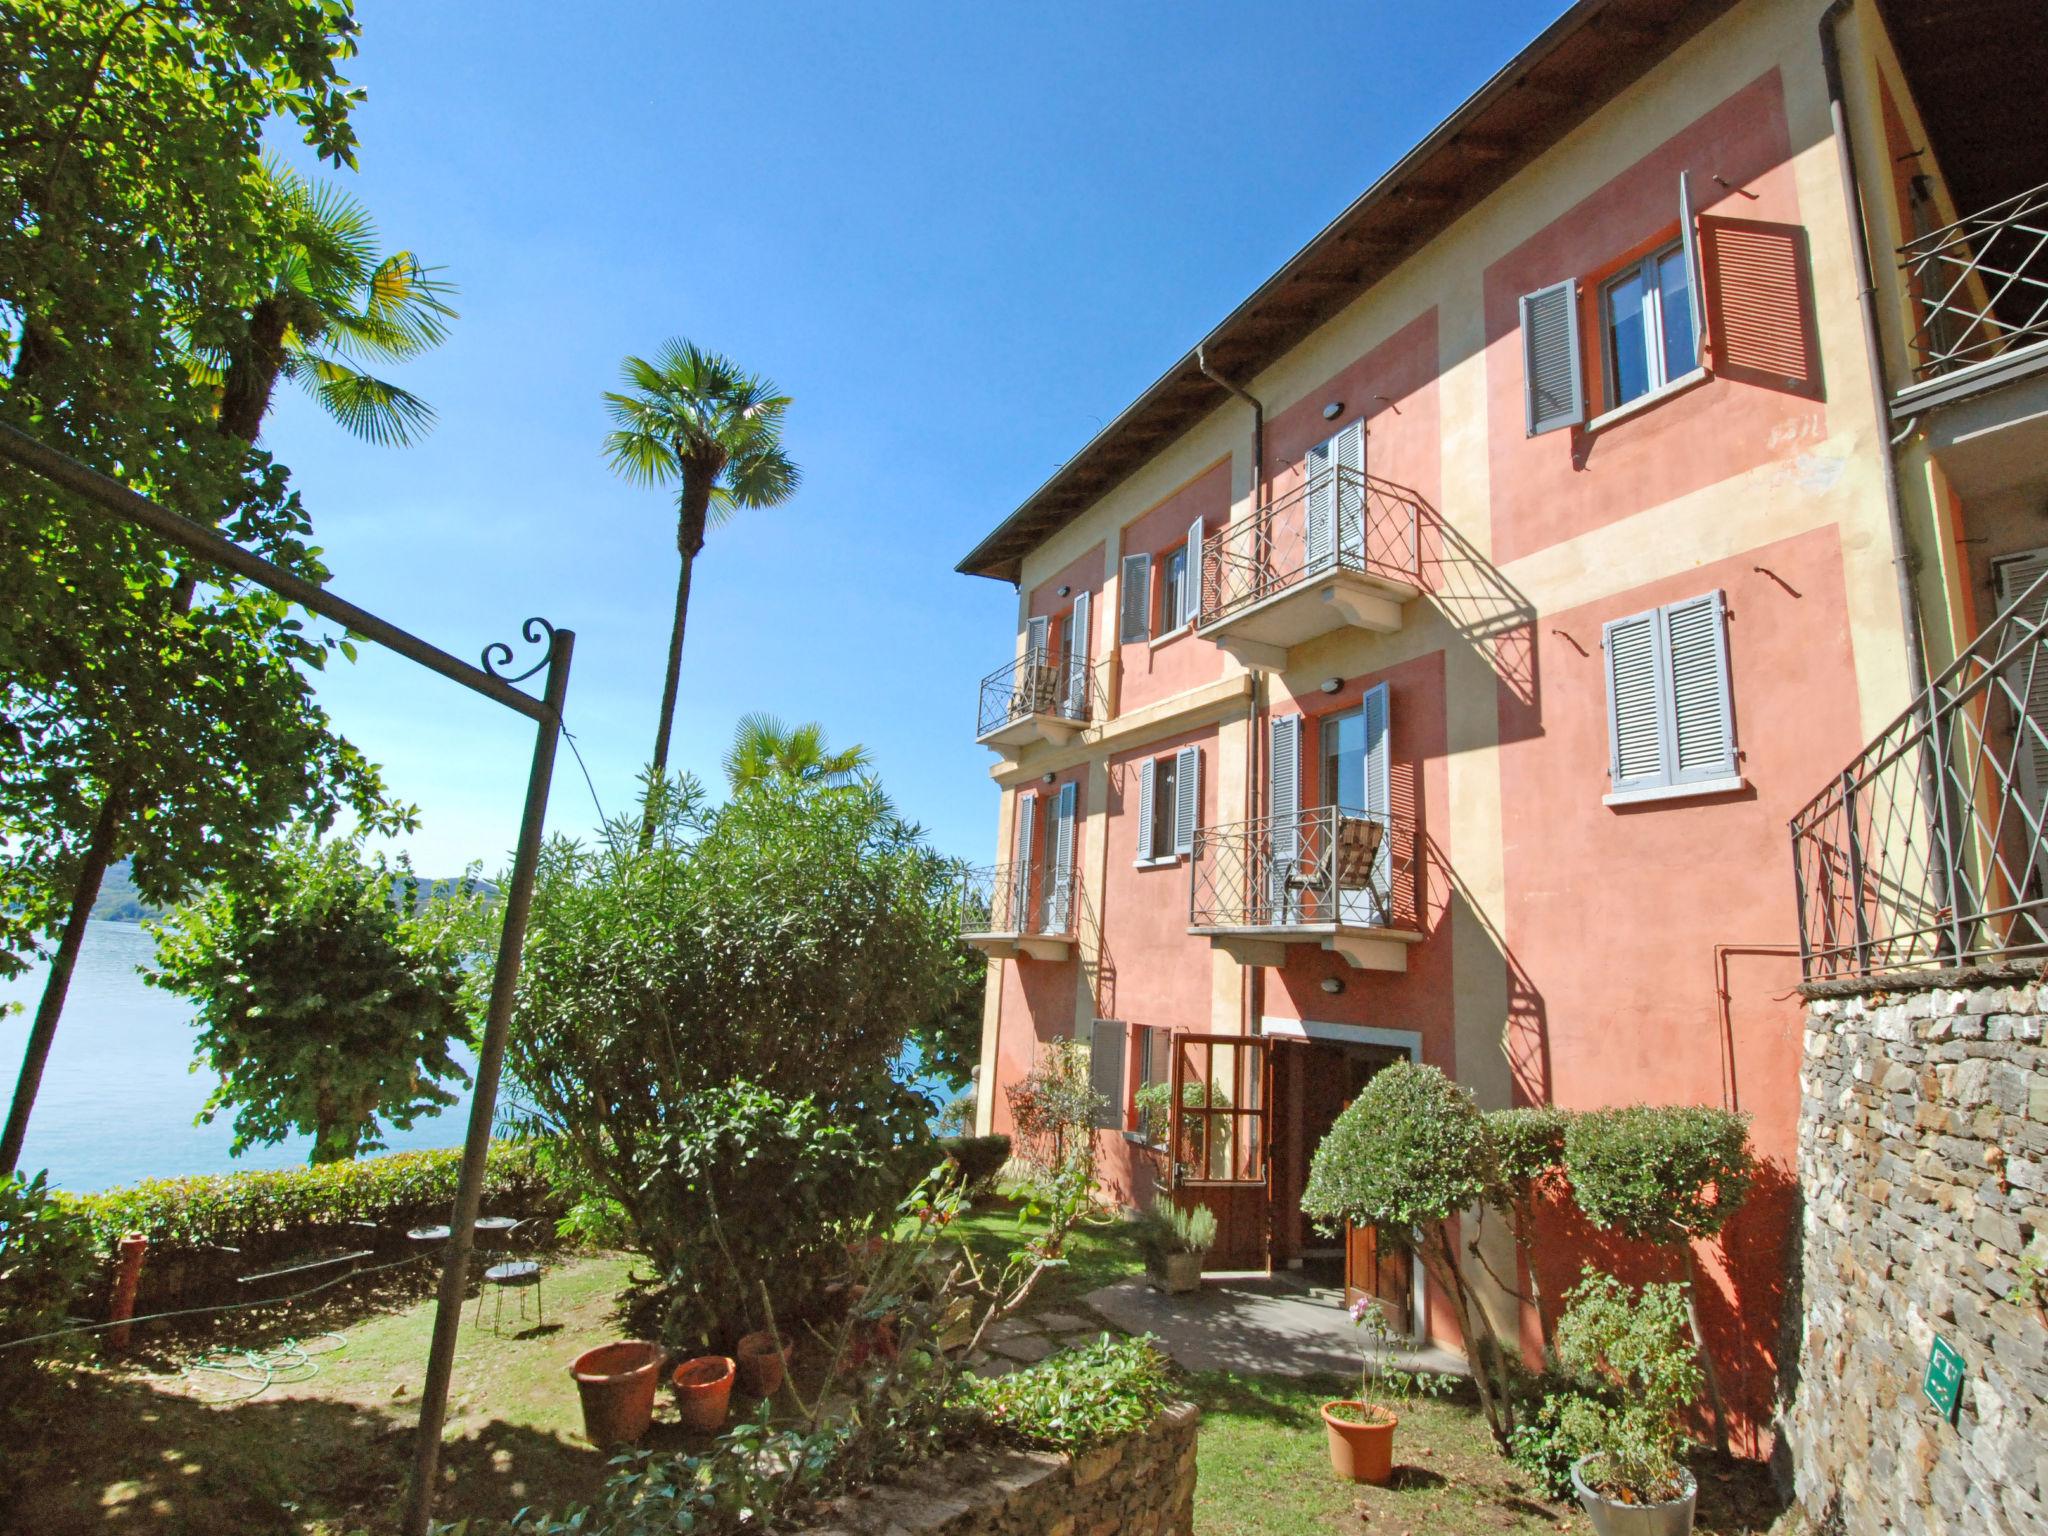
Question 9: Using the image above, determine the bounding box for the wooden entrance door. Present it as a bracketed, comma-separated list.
[1168, 1033, 1271, 1272]
[1334, 1050, 1413, 1333]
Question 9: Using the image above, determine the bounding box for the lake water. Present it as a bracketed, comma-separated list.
[4, 920, 955, 1193]
[3, 920, 474, 1191]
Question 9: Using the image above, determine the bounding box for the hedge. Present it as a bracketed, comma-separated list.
[59, 1140, 555, 1260]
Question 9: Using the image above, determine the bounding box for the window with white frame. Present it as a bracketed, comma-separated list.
[1602, 242, 1698, 408]
[1157, 546, 1189, 637]
[1603, 590, 1738, 801]
[1135, 744, 1202, 864]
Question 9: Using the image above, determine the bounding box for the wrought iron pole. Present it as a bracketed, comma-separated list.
[404, 627, 572, 1536]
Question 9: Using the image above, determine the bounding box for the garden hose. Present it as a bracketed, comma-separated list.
[178, 1332, 345, 1403]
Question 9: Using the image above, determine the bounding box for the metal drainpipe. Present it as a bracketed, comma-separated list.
[1196, 346, 1268, 1042]
[1819, 0, 1932, 705]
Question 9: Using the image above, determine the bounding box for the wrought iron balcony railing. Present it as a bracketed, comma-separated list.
[1900, 179, 2048, 383]
[1198, 466, 1424, 628]
[975, 647, 1098, 741]
[1189, 805, 1417, 932]
[957, 860, 1079, 939]
[1790, 567, 2048, 981]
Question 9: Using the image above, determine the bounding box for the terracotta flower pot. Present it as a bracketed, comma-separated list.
[735, 1330, 792, 1398]
[670, 1354, 736, 1434]
[570, 1341, 664, 1448]
[1320, 1400, 1398, 1485]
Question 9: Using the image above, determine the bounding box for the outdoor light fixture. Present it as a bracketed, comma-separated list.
[1322, 401, 1343, 421]
[1042, 772, 1056, 785]
[1057, 585, 1071, 597]
[1320, 677, 1343, 694]
[1320, 977, 1345, 995]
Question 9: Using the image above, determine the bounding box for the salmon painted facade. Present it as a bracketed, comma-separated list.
[954, 0, 2048, 1456]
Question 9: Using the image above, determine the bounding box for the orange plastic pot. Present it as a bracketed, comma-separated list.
[735, 1331, 791, 1398]
[1320, 1401, 1398, 1485]
[670, 1355, 736, 1434]
[570, 1341, 664, 1448]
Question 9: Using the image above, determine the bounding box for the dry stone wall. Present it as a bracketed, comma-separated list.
[805, 1401, 1198, 1536]
[1785, 977, 2047, 1534]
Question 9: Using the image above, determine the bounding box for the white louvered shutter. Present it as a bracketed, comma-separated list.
[1051, 781, 1077, 931]
[1010, 793, 1037, 930]
[1064, 589, 1091, 718]
[1605, 610, 1667, 792]
[1360, 684, 1391, 924]
[1183, 517, 1205, 626]
[1304, 437, 1335, 572]
[1333, 420, 1366, 566]
[1679, 171, 1706, 358]
[1120, 552, 1152, 644]
[1174, 744, 1200, 856]
[1520, 278, 1586, 435]
[1089, 1018, 1127, 1131]
[1995, 550, 2048, 849]
[1136, 757, 1157, 863]
[1269, 714, 1301, 921]
[1665, 591, 1736, 784]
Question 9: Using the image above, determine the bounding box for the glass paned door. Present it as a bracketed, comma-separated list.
[1320, 691, 1389, 925]
[1169, 1034, 1269, 1186]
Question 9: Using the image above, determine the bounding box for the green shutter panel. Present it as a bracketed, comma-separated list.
[1605, 609, 1668, 791]
[1120, 552, 1152, 644]
[1521, 278, 1586, 435]
[1665, 590, 1736, 783]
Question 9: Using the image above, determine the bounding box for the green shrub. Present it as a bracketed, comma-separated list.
[1129, 1195, 1216, 1262]
[0, 1171, 94, 1387]
[1563, 1105, 1753, 1244]
[1549, 1268, 1704, 1504]
[951, 1334, 1174, 1451]
[61, 1140, 552, 1259]
[633, 1081, 929, 1348]
[937, 1134, 1010, 1196]
[1487, 1106, 1572, 1195]
[1506, 1386, 1612, 1500]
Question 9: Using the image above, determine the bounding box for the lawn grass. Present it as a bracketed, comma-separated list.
[943, 1189, 1145, 1310]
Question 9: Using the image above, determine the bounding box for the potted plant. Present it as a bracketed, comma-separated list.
[734, 1328, 792, 1397]
[1132, 1194, 1215, 1294]
[1551, 1269, 1705, 1536]
[1320, 1296, 1450, 1484]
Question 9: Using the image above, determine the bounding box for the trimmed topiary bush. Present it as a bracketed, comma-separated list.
[1563, 1104, 1753, 1454]
[937, 1133, 1010, 1197]
[1484, 1105, 1573, 1353]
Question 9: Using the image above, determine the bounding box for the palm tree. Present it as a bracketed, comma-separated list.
[185, 161, 457, 444]
[603, 339, 800, 844]
[723, 713, 871, 793]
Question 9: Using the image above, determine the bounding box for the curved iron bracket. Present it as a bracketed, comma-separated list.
[481, 616, 558, 684]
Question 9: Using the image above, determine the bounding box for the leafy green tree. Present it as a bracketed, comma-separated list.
[1563, 1105, 1753, 1456]
[1482, 1105, 1573, 1354]
[493, 773, 958, 1327]
[0, 1, 427, 1174]
[1301, 1061, 1514, 1443]
[182, 160, 456, 445]
[147, 836, 482, 1164]
[602, 341, 800, 844]
[722, 712, 871, 792]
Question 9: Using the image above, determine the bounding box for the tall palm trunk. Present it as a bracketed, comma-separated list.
[218, 296, 291, 442]
[0, 789, 124, 1174]
[640, 471, 712, 849]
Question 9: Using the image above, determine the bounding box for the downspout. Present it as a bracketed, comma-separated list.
[1197, 345, 1264, 511]
[1818, 0, 1931, 704]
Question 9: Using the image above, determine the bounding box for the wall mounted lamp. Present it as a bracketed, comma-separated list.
[1320, 976, 1345, 995]
[1322, 401, 1344, 421]
[1320, 677, 1343, 695]
[1042, 772, 1056, 785]
[1056, 585, 1071, 598]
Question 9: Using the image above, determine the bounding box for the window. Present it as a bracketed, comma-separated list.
[1119, 552, 1153, 644]
[1131, 1024, 1172, 1143]
[1158, 546, 1189, 637]
[1602, 243, 1697, 408]
[1603, 590, 1738, 802]
[1135, 744, 1201, 863]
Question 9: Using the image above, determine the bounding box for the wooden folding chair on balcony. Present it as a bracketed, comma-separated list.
[1332, 816, 1383, 889]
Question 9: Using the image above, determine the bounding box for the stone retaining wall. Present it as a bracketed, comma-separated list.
[807, 1401, 1198, 1536]
[1784, 978, 2047, 1534]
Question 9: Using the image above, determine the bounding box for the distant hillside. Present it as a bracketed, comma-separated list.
[89, 860, 491, 923]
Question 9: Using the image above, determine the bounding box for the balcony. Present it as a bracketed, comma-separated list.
[976, 648, 1098, 757]
[1189, 805, 1422, 971]
[1195, 467, 1424, 673]
[1790, 567, 2048, 981]
[957, 860, 1076, 962]
[1896, 179, 2048, 412]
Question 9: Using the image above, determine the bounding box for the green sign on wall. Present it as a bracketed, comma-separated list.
[1923, 1335, 1965, 1422]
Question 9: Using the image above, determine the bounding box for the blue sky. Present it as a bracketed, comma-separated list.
[264, 1, 1546, 873]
